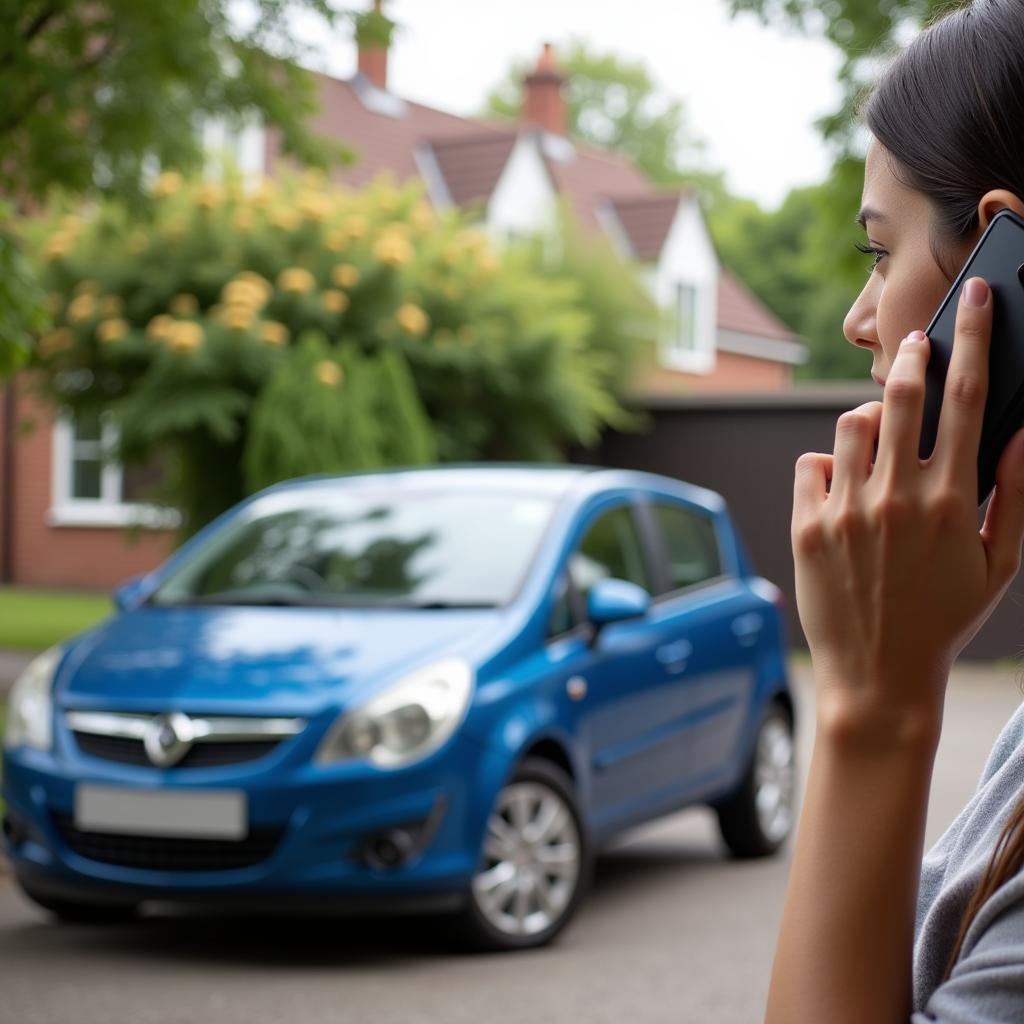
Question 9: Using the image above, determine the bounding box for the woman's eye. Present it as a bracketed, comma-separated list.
[854, 241, 887, 274]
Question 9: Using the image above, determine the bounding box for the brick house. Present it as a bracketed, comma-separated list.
[0, 33, 805, 591]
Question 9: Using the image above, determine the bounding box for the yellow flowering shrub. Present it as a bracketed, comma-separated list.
[26, 169, 649, 534]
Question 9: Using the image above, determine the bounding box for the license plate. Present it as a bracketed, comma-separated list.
[74, 785, 247, 840]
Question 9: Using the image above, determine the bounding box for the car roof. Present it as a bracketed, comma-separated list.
[260, 463, 725, 514]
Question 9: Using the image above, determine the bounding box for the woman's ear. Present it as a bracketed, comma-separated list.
[977, 189, 1024, 230]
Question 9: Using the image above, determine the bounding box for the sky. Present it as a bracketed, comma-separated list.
[294, 0, 847, 212]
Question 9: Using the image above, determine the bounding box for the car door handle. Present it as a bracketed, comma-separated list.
[656, 639, 691, 672]
[731, 613, 763, 647]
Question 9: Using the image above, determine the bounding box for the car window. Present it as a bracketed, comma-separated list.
[653, 502, 722, 591]
[148, 490, 558, 608]
[546, 572, 579, 639]
[568, 504, 652, 602]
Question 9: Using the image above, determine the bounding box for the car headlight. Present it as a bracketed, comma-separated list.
[315, 657, 474, 769]
[4, 647, 62, 753]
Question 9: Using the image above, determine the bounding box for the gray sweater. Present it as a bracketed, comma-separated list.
[913, 695, 1024, 1021]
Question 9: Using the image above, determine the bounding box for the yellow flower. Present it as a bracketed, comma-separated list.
[325, 228, 347, 253]
[37, 328, 75, 358]
[167, 321, 204, 353]
[128, 230, 147, 254]
[233, 271, 272, 303]
[196, 182, 222, 210]
[74, 280, 99, 297]
[331, 263, 361, 289]
[260, 321, 289, 347]
[223, 305, 253, 331]
[67, 293, 96, 324]
[222, 278, 266, 309]
[374, 186, 398, 215]
[146, 314, 174, 341]
[170, 293, 199, 316]
[251, 180, 276, 209]
[97, 318, 129, 344]
[442, 282, 460, 301]
[321, 289, 350, 314]
[344, 214, 368, 240]
[271, 207, 299, 232]
[396, 302, 429, 336]
[278, 267, 315, 295]
[302, 167, 327, 188]
[373, 227, 413, 268]
[410, 201, 434, 232]
[152, 170, 183, 198]
[298, 190, 331, 222]
[315, 360, 343, 387]
[44, 232, 72, 261]
[100, 295, 124, 317]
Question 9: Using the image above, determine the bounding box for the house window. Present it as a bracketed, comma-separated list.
[197, 114, 265, 181]
[675, 282, 697, 353]
[658, 279, 714, 374]
[50, 412, 179, 529]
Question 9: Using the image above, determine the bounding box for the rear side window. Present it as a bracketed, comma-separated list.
[569, 505, 652, 601]
[653, 503, 722, 591]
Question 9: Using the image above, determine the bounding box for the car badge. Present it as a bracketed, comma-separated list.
[143, 712, 195, 767]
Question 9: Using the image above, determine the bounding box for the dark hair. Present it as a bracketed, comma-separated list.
[858, 0, 1024, 981]
[860, 0, 1024, 281]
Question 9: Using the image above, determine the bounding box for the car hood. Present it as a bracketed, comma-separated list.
[55, 605, 506, 716]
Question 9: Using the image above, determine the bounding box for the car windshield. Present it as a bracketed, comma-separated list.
[148, 488, 558, 609]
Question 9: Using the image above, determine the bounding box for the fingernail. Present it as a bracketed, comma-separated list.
[903, 330, 927, 347]
[963, 277, 989, 307]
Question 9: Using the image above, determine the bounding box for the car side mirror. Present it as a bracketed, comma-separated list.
[586, 578, 650, 644]
[113, 574, 149, 612]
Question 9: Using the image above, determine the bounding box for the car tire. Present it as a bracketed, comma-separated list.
[455, 756, 591, 952]
[17, 882, 141, 925]
[713, 701, 796, 859]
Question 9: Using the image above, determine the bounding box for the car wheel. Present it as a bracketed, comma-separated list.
[714, 702, 796, 859]
[17, 882, 141, 924]
[457, 757, 590, 951]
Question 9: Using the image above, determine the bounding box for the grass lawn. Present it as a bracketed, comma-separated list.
[0, 587, 113, 652]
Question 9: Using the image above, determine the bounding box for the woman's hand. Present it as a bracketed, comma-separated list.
[792, 277, 1024, 735]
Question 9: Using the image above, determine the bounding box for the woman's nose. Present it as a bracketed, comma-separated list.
[843, 291, 879, 351]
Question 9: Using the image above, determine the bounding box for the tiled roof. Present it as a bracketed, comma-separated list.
[605, 194, 687, 261]
[426, 131, 518, 207]
[717, 269, 799, 342]
[280, 70, 800, 346]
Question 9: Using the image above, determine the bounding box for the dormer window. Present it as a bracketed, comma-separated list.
[675, 282, 697, 352]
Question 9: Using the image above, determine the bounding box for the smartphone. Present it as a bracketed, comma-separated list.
[916, 208, 1024, 505]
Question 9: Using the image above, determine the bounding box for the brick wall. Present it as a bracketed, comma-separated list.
[1, 377, 174, 591]
[632, 348, 792, 397]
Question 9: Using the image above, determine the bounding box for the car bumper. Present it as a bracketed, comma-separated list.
[2, 732, 498, 907]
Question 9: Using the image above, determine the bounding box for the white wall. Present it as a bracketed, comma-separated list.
[485, 134, 557, 242]
[652, 198, 719, 374]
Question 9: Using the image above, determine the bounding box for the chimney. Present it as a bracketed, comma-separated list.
[357, 0, 390, 91]
[522, 43, 567, 136]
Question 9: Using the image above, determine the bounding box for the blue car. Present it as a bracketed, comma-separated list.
[2, 464, 795, 949]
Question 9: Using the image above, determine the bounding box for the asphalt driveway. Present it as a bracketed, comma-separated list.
[0, 657, 1021, 1024]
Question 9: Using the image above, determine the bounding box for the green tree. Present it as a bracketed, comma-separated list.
[483, 40, 712, 186]
[726, 0, 955, 152]
[0, 0, 388, 376]
[706, 155, 874, 381]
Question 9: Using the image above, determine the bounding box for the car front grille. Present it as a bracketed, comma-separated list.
[72, 732, 282, 768]
[51, 812, 285, 872]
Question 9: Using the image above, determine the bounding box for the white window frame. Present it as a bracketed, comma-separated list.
[658, 279, 715, 375]
[197, 113, 266, 184]
[49, 412, 180, 529]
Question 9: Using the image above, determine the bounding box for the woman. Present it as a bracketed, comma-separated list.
[766, 2, 1024, 1021]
